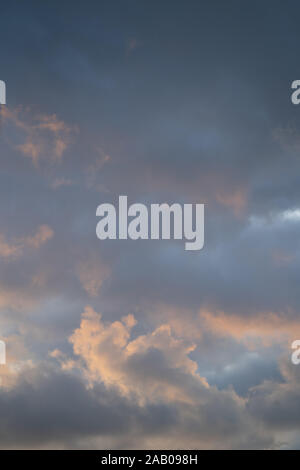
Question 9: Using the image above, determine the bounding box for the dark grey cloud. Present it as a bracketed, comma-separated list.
[0, 362, 272, 450]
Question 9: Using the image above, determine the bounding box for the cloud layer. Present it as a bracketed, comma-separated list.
[1, 0, 300, 449]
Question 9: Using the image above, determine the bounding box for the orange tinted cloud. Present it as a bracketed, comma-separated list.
[1, 107, 74, 165]
[216, 187, 247, 216]
[201, 310, 300, 347]
[65, 306, 208, 403]
[0, 225, 53, 260]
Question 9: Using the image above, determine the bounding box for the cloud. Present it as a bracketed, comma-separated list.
[67, 307, 208, 403]
[201, 310, 300, 348]
[0, 329, 271, 449]
[216, 187, 248, 216]
[1, 107, 74, 166]
[50, 308, 277, 448]
[51, 177, 74, 189]
[0, 285, 39, 311]
[0, 365, 138, 449]
[76, 260, 111, 297]
[248, 359, 300, 435]
[1, 0, 300, 450]
[0, 225, 53, 260]
[25, 225, 54, 249]
[7, 308, 291, 449]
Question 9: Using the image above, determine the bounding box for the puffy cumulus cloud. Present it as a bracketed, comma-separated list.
[1, 107, 74, 166]
[67, 307, 208, 403]
[5, 307, 297, 449]
[44, 307, 280, 449]
[0, 225, 53, 261]
[0, 313, 273, 450]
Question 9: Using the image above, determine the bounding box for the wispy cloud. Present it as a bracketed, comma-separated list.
[1, 107, 75, 166]
[0, 225, 53, 260]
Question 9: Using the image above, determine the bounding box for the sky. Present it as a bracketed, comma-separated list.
[1, 0, 300, 449]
